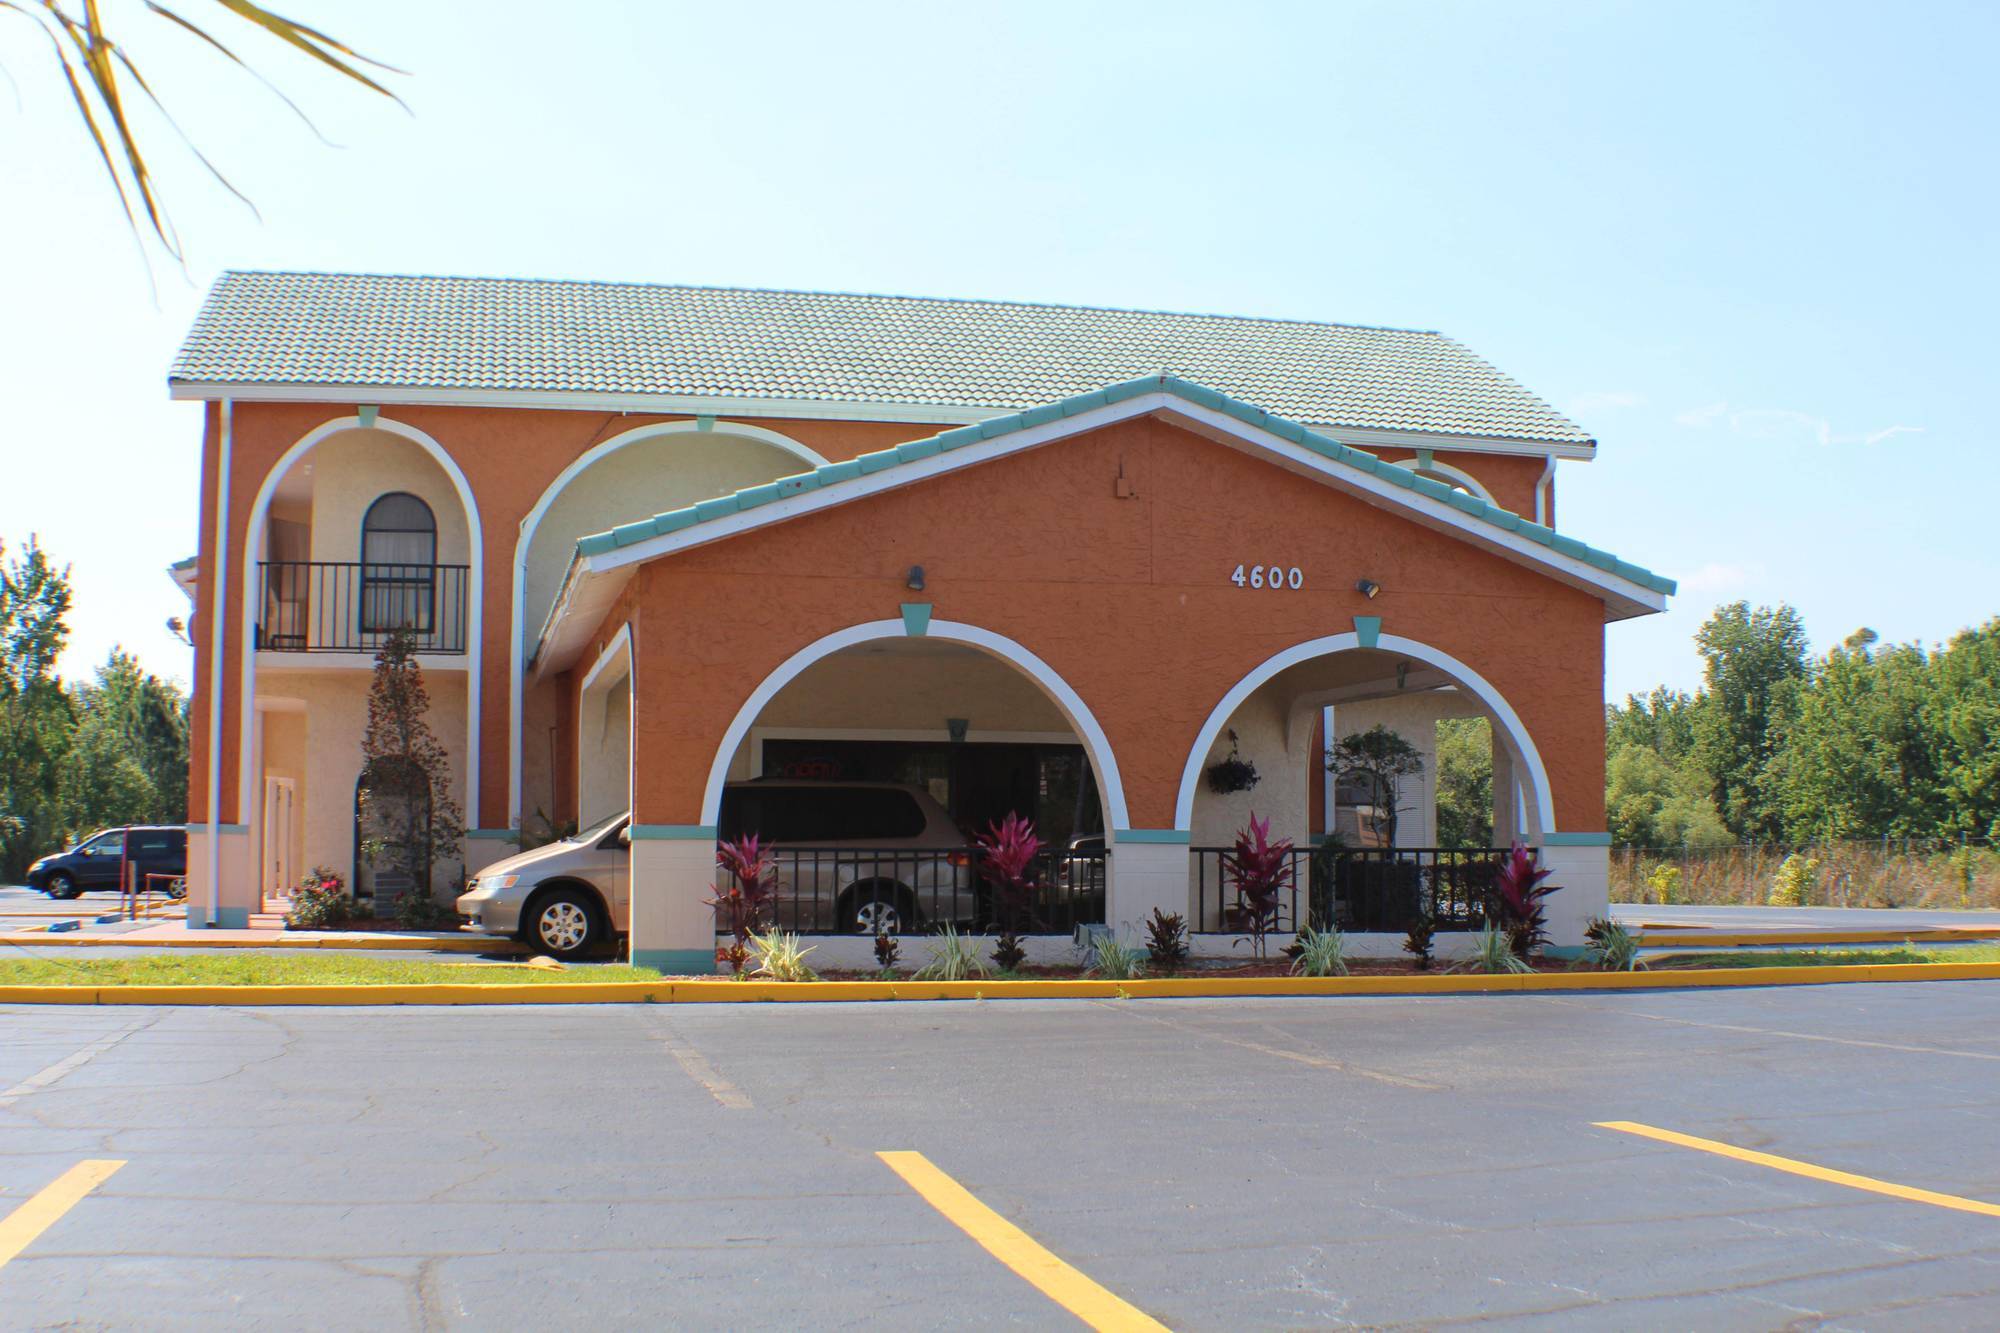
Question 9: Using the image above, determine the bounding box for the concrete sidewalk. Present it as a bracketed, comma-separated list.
[0, 918, 517, 952]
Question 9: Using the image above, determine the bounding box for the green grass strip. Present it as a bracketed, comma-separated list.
[0, 955, 662, 986]
[1659, 944, 2000, 970]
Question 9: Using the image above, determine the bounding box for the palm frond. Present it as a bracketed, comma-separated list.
[8, 0, 402, 260]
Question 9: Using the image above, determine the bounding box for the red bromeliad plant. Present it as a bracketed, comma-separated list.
[1228, 814, 1294, 959]
[975, 812, 1043, 971]
[1489, 841, 1560, 959]
[709, 835, 777, 973]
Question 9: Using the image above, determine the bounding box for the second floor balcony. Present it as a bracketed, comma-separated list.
[257, 561, 470, 655]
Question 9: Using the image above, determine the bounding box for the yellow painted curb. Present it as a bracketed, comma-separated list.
[2, 961, 1999, 1006]
[1638, 928, 2000, 947]
[0, 932, 515, 953]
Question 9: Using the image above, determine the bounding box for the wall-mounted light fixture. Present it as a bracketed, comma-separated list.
[906, 565, 926, 592]
[1355, 578, 1382, 599]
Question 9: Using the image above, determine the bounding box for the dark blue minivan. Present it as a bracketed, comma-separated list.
[26, 826, 187, 899]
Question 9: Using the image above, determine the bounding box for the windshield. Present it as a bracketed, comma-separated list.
[569, 811, 629, 844]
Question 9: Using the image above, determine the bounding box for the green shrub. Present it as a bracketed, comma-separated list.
[914, 924, 990, 981]
[1289, 926, 1349, 977]
[393, 888, 456, 930]
[1581, 917, 1644, 971]
[1767, 853, 1819, 907]
[1403, 912, 1435, 970]
[283, 866, 352, 930]
[748, 929, 819, 982]
[1086, 934, 1144, 980]
[1454, 923, 1531, 974]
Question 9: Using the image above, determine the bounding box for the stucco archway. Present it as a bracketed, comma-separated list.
[508, 419, 829, 828]
[236, 414, 485, 833]
[698, 618, 1131, 831]
[1173, 631, 1557, 838]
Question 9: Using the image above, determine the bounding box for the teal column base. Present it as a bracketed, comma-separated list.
[1541, 945, 1586, 962]
[632, 948, 716, 975]
[212, 906, 251, 930]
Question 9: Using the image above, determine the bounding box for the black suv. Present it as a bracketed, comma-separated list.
[26, 826, 187, 899]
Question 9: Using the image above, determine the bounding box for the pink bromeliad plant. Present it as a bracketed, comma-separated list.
[975, 811, 1043, 971]
[1228, 813, 1294, 959]
[1489, 841, 1560, 959]
[709, 835, 777, 974]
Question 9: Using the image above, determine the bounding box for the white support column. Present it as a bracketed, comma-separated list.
[629, 831, 719, 973]
[1491, 746, 1520, 847]
[1106, 834, 1192, 938]
[1535, 838, 1610, 951]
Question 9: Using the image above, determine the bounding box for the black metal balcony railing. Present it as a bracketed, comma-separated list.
[257, 561, 470, 654]
[757, 845, 1108, 936]
[1192, 845, 1510, 935]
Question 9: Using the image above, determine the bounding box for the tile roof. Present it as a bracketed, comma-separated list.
[171, 271, 1593, 446]
[570, 375, 1670, 594]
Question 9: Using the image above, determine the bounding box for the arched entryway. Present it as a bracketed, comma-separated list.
[1174, 631, 1556, 942]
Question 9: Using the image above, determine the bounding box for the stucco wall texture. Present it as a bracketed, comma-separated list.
[612, 414, 1608, 834]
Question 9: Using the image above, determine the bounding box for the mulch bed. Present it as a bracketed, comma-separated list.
[816, 957, 1589, 981]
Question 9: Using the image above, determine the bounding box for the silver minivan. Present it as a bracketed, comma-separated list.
[457, 780, 970, 958]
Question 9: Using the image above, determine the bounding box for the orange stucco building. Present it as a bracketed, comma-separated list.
[171, 272, 1669, 966]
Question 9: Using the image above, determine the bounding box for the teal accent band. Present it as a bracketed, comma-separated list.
[629, 824, 717, 840]
[1353, 615, 1383, 649]
[901, 602, 932, 636]
[1541, 945, 1586, 961]
[1416, 447, 1434, 470]
[211, 906, 251, 929]
[466, 828, 520, 841]
[695, 414, 715, 431]
[1539, 832, 1613, 847]
[356, 405, 379, 429]
[632, 948, 716, 974]
[1309, 833, 1329, 847]
[1114, 829, 1191, 845]
[187, 823, 249, 835]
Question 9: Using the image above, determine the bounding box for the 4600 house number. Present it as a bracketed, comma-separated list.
[1230, 564, 1304, 590]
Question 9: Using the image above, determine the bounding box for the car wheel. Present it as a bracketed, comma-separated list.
[842, 884, 916, 936]
[45, 872, 81, 900]
[523, 889, 601, 960]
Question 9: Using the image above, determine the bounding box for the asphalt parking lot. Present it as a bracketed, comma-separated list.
[5, 983, 2000, 1329]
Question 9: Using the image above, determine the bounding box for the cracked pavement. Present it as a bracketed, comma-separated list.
[3, 983, 2000, 1328]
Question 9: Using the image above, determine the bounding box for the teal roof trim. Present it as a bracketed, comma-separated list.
[570, 374, 1677, 596]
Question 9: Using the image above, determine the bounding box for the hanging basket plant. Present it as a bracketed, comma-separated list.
[1205, 730, 1261, 795]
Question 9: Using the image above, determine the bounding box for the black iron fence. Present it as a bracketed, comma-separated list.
[257, 561, 470, 654]
[1192, 845, 1510, 934]
[761, 844, 1107, 936]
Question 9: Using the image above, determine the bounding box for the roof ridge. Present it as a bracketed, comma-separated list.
[569, 374, 1671, 597]
[214, 269, 1445, 339]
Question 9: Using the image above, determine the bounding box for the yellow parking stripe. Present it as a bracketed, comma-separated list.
[0, 1160, 125, 1268]
[878, 1151, 1167, 1331]
[1597, 1121, 2000, 1218]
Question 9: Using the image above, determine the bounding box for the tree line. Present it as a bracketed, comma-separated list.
[1606, 602, 1998, 849]
[0, 538, 190, 881]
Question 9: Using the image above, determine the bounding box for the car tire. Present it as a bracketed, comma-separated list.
[45, 872, 81, 900]
[522, 888, 602, 960]
[840, 883, 917, 936]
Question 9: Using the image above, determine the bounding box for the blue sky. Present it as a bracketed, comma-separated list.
[1, 0, 1992, 701]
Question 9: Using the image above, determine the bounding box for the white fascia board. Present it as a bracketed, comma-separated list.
[169, 379, 1597, 455]
[1326, 424, 1595, 461]
[168, 380, 999, 426]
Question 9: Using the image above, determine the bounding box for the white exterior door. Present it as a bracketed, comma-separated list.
[263, 777, 296, 903]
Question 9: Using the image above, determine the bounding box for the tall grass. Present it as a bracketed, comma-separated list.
[1612, 841, 2000, 909]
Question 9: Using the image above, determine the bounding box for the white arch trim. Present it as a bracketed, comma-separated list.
[1173, 631, 1556, 835]
[237, 414, 485, 828]
[697, 619, 1131, 829]
[1382, 456, 1497, 505]
[508, 418, 829, 828]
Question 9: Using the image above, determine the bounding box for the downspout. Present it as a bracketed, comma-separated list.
[203, 399, 232, 928]
[1533, 453, 1556, 526]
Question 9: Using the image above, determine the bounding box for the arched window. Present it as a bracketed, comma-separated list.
[359, 492, 437, 634]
